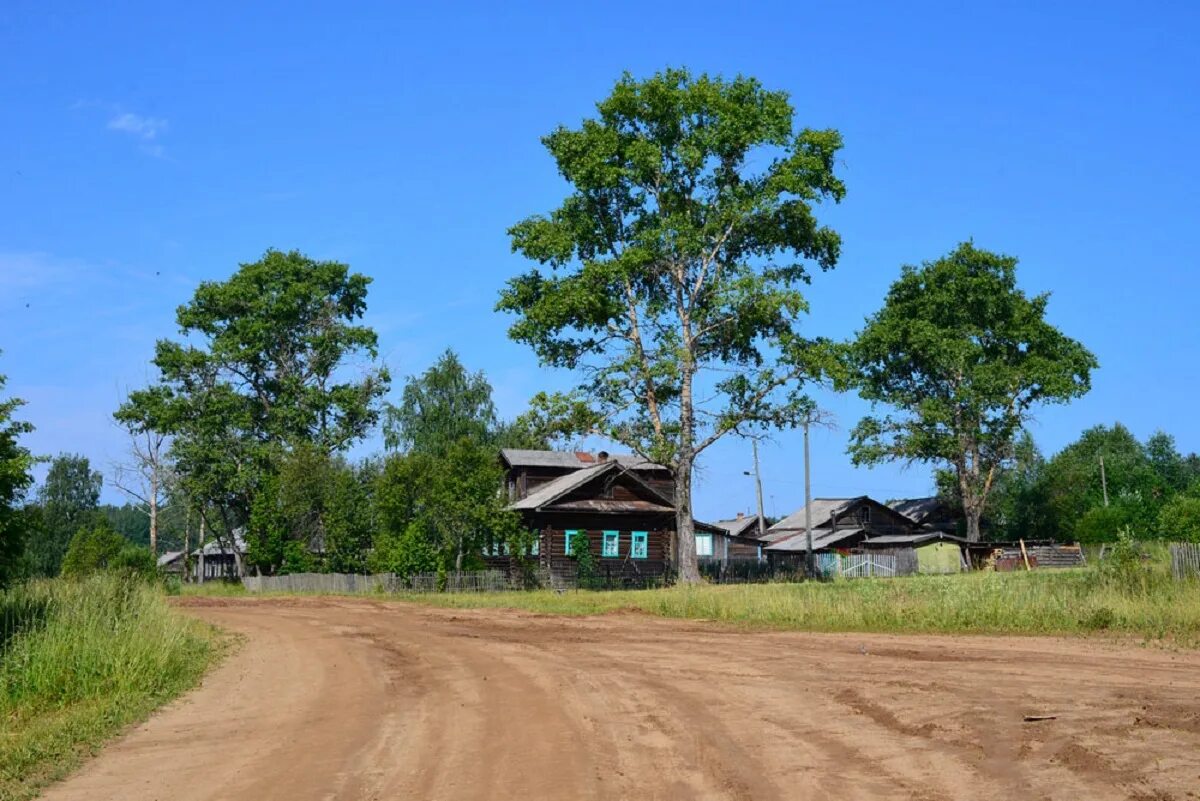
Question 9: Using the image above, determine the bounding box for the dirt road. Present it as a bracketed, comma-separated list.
[40, 597, 1200, 801]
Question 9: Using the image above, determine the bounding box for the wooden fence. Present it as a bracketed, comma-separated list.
[1170, 543, 1200, 580]
[242, 570, 513, 595]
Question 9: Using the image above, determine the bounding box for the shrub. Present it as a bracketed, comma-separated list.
[60, 522, 127, 577]
[1157, 494, 1200, 543]
[569, 530, 596, 580]
[1074, 504, 1132, 543]
[60, 521, 156, 581]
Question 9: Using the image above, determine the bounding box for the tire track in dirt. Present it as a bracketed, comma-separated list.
[37, 598, 1200, 801]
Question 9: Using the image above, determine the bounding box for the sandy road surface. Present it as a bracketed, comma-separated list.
[40, 597, 1200, 801]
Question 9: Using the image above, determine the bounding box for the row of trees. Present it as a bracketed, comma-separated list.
[982, 425, 1200, 543]
[1, 67, 1169, 586]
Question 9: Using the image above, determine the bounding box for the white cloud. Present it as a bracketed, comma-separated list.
[107, 112, 168, 140]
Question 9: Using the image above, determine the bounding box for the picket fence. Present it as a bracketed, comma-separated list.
[1169, 543, 1200, 580]
[242, 570, 513, 595]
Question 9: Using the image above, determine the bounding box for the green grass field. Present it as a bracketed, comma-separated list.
[392, 569, 1200, 645]
[0, 575, 223, 801]
[183, 554, 1200, 647]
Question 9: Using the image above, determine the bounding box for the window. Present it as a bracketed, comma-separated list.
[630, 531, 648, 559]
[696, 534, 713, 557]
[564, 529, 581, 556]
[530, 537, 539, 557]
[602, 530, 619, 557]
[862, 506, 872, 524]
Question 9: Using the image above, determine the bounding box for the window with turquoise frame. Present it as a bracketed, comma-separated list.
[564, 529, 581, 556]
[601, 530, 619, 557]
[630, 531, 648, 559]
[695, 534, 713, 557]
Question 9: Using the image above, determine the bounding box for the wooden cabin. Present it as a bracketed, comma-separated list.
[764, 496, 914, 563]
[709, 513, 770, 562]
[497, 449, 717, 584]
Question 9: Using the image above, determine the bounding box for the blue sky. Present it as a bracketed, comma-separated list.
[1, 1, 1196, 520]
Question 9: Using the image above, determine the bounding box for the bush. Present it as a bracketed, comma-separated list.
[569, 530, 596, 580]
[1093, 529, 1162, 595]
[1074, 504, 1133, 543]
[1157, 494, 1200, 543]
[60, 521, 156, 581]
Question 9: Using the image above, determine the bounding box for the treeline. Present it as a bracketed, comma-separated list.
[982, 425, 1200, 543]
[2, 69, 1193, 587]
[243, 350, 545, 576]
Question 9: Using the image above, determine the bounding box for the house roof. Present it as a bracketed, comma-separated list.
[888, 497, 946, 523]
[500, 448, 665, 471]
[766, 528, 865, 553]
[157, 550, 184, 567]
[861, 531, 968, 547]
[507, 461, 674, 513]
[714, 514, 766, 538]
[191, 532, 247, 556]
[768, 498, 862, 533]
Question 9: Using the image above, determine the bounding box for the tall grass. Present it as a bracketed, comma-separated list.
[0, 575, 220, 801]
[398, 568, 1200, 646]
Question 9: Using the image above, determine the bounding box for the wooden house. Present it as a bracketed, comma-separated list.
[709, 513, 770, 562]
[763, 497, 914, 563]
[497, 449, 718, 583]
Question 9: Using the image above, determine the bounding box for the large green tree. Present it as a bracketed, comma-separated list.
[848, 242, 1096, 542]
[27, 454, 102, 576]
[117, 250, 390, 567]
[0, 369, 34, 587]
[497, 69, 846, 582]
[376, 351, 526, 572]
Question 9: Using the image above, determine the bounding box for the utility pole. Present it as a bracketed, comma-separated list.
[803, 415, 814, 576]
[1099, 456, 1110, 507]
[752, 440, 767, 540]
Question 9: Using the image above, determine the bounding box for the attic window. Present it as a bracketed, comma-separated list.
[862, 506, 872, 524]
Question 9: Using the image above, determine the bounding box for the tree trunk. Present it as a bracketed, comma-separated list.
[965, 505, 983, 543]
[183, 508, 191, 584]
[148, 472, 158, 557]
[675, 455, 701, 584]
[455, 536, 464, 572]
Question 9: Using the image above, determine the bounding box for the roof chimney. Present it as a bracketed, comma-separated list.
[736, 511, 745, 519]
[597, 450, 610, 462]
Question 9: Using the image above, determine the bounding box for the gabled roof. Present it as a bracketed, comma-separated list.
[507, 461, 674, 513]
[500, 449, 666, 471]
[888, 497, 947, 524]
[191, 532, 247, 556]
[766, 528, 865, 553]
[767, 498, 862, 533]
[157, 550, 184, 567]
[714, 514, 767, 539]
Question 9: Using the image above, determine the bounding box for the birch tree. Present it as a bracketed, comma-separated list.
[111, 422, 172, 556]
[497, 69, 846, 582]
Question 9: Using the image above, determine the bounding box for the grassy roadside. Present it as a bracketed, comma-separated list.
[0, 575, 225, 801]
[396, 569, 1200, 646]
[184, 563, 1200, 647]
